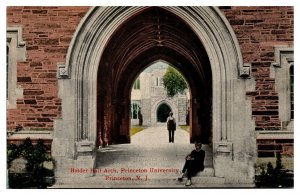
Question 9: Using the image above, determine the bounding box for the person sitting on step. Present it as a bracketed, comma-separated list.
[178, 142, 205, 186]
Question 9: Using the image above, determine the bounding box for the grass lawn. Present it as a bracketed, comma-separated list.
[130, 126, 147, 136]
[179, 125, 190, 133]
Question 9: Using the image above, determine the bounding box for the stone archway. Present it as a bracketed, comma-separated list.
[52, 6, 256, 184]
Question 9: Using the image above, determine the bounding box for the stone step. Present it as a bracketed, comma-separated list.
[196, 167, 214, 177]
[51, 176, 227, 188]
[51, 167, 216, 188]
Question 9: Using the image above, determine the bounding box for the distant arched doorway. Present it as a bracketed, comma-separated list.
[157, 103, 171, 122]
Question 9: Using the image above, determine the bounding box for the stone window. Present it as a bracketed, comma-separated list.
[131, 103, 141, 119]
[133, 77, 140, 90]
[160, 77, 163, 86]
[155, 77, 163, 87]
[6, 27, 26, 109]
[271, 46, 294, 130]
[290, 64, 294, 120]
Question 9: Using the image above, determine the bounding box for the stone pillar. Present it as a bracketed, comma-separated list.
[213, 142, 233, 178]
[52, 77, 96, 181]
[177, 95, 188, 125]
[118, 98, 130, 143]
[142, 99, 151, 125]
[191, 98, 201, 142]
[212, 77, 256, 184]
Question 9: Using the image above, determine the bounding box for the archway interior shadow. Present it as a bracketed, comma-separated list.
[97, 7, 212, 147]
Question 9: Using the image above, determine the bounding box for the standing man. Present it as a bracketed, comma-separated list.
[167, 112, 176, 143]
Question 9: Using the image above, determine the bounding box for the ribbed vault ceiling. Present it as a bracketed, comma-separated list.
[99, 7, 211, 98]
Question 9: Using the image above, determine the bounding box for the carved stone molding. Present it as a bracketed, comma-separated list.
[75, 140, 96, 158]
[271, 62, 280, 68]
[57, 63, 70, 79]
[214, 141, 233, 158]
[7, 26, 26, 109]
[7, 27, 26, 47]
[239, 63, 251, 78]
[270, 46, 294, 130]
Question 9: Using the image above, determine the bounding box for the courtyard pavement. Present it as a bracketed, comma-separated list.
[52, 124, 252, 188]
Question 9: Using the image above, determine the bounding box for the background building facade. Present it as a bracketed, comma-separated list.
[131, 62, 189, 126]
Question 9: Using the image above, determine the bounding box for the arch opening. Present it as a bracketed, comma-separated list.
[96, 7, 212, 146]
[130, 61, 191, 128]
[157, 103, 172, 123]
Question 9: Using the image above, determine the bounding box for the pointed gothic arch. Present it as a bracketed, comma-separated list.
[52, 6, 255, 183]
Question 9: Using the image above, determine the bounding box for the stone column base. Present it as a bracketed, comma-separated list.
[53, 140, 97, 183]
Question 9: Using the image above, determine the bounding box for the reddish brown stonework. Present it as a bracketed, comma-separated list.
[7, 6, 294, 156]
[7, 6, 90, 130]
[257, 139, 294, 157]
[220, 6, 294, 157]
[220, 6, 293, 131]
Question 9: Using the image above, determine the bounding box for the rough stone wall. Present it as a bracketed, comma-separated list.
[7, 6, 90, 130]
[141, 99, 151, 125]
[220, 6, 294, 131]
[177, 95, 188, 125]
[220, 6, 294, 157]
[257, 139, 293, 157]
[7, 6, 293, 135]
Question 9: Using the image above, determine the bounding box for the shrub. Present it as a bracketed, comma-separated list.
[255, 152, 293, 188]
[7, 138, 55, 188]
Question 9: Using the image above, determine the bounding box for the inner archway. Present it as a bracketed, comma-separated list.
[96, 7, 212, 145]
[157, 103, 172, 123]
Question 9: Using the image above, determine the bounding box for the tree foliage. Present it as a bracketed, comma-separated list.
[162, 66, 187, 97]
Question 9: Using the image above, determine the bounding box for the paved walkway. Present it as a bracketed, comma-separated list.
[96, 124, 212, 171]
[53, 124, 221, 188]
[131, 123, 190, 145]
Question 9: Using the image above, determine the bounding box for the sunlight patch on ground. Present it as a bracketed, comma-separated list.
[130, 126, 147, 136]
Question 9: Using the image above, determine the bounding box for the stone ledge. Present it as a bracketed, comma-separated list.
[50, 175, 226, 187]
[256, 131, 294, 140]
[7, 130, 53, 140]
